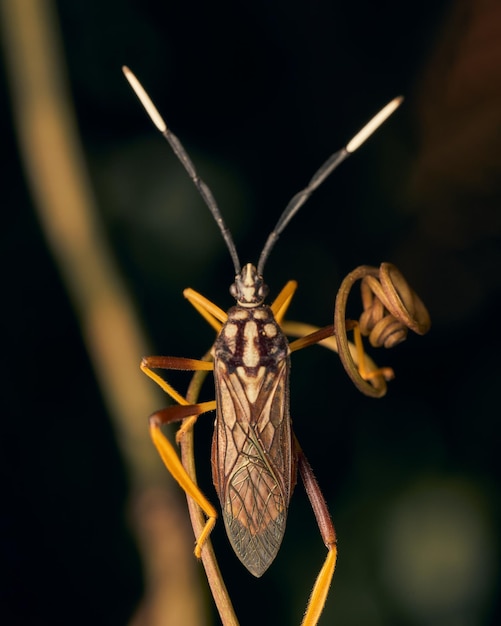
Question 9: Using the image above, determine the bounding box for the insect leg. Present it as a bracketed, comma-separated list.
[141, 355, 216, 439]
[270, 280, 298, 323]
[284, 320, 391, 386]
[287, 324, 335, 353]
[141, 355, 212, 404]
[149, 401, 218, 558]
[294, 435, 337, 626]
[348, 320, 394, 381]
[183, 288, 228, 332]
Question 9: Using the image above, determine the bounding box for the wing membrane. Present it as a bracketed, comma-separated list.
[212, 359, 293, 577]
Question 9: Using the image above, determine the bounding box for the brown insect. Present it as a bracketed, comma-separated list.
[124, 66, 402, 625]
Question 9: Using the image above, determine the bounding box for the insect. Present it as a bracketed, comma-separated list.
[124, 66, 402, 626]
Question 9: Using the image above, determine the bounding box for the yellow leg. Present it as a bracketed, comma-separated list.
[301, 547, 337, 626]
[183, 287, 227, 332]
[351, 321, 394, 381]
[150, 419, 217, 558]
[271, 280, 298, 323]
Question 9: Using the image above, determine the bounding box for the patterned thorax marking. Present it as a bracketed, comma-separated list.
[213, 305, 289, 375]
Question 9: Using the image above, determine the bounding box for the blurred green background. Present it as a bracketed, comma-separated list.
[2, 1, 501, 624]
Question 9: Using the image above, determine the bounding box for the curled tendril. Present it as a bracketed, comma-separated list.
[334, 263, 431, 398]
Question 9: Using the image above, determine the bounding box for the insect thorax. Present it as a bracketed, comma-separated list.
[213, 305, 290, 375]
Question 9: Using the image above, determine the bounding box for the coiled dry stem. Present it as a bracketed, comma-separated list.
[334, 262, 431, 397]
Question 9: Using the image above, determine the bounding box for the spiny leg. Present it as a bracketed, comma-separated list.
[294, 435, 337, 626]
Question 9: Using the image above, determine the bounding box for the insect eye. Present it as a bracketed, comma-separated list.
[258, 284, 269, 301]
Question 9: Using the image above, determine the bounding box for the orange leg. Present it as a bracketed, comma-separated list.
[183, 287, 227, 331]
[271, 280, 298, 323]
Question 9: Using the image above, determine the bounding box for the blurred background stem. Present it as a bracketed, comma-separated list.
[0, 0, 206, 624]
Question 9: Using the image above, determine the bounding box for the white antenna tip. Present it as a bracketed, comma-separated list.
[122, 66, 167, 133]
[346, 96, 403, 153]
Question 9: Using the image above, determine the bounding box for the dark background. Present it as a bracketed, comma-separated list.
[2, 1, 501, 625]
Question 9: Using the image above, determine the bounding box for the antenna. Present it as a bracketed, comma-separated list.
[123, 66, 402, 279]
[123, 66, 242, 275]
[256, 96, 403, 275]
